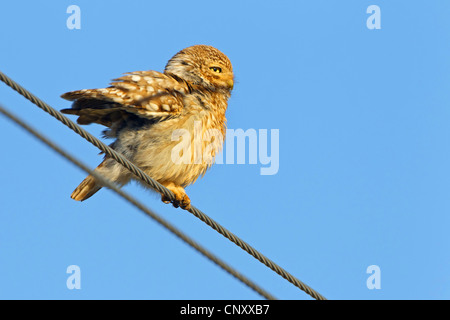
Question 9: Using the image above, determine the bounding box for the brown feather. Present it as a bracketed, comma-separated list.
[70, 175, 102, 201]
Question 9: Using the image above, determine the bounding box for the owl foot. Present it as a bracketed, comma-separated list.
[161, 183, 191, 210]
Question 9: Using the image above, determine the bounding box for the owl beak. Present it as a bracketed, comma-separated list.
[226, 79, 234, 89]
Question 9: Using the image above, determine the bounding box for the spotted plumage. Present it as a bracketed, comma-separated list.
[61, 45, 234, 209]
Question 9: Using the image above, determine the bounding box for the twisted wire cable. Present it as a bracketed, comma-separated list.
[0, 104, 276, 300]
[0, 71, 326, 300]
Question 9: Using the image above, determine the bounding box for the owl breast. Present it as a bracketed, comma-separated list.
[114, 96, 227, 188]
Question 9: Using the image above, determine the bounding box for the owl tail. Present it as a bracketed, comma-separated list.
[70, 158, 129, 201]
[70, 175, 102, 201]
[71, 159, 109, 201]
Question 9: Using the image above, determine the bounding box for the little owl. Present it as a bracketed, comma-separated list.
[61, 45, 234, 210]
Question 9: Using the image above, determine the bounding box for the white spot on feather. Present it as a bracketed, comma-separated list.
[149, 103, 159, 111]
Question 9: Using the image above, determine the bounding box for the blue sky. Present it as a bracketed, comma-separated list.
[1, 0, 450, 299]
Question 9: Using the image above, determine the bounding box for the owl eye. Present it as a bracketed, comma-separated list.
[209, 66, 222, 73]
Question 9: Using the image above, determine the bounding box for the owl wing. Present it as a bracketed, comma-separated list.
[60, 71, 188, 127]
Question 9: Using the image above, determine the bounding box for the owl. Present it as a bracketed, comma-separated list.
[60, 45, 234, 210]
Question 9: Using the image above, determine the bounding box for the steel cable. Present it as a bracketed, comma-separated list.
[0, 104, 276, 300]
[0, 71, 326, 300]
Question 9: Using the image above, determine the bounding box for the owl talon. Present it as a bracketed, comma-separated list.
[178, 195, 191, 210]
[161, 184, 191, 210]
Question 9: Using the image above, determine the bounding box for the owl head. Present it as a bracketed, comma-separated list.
[164, 45, 234, 93]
